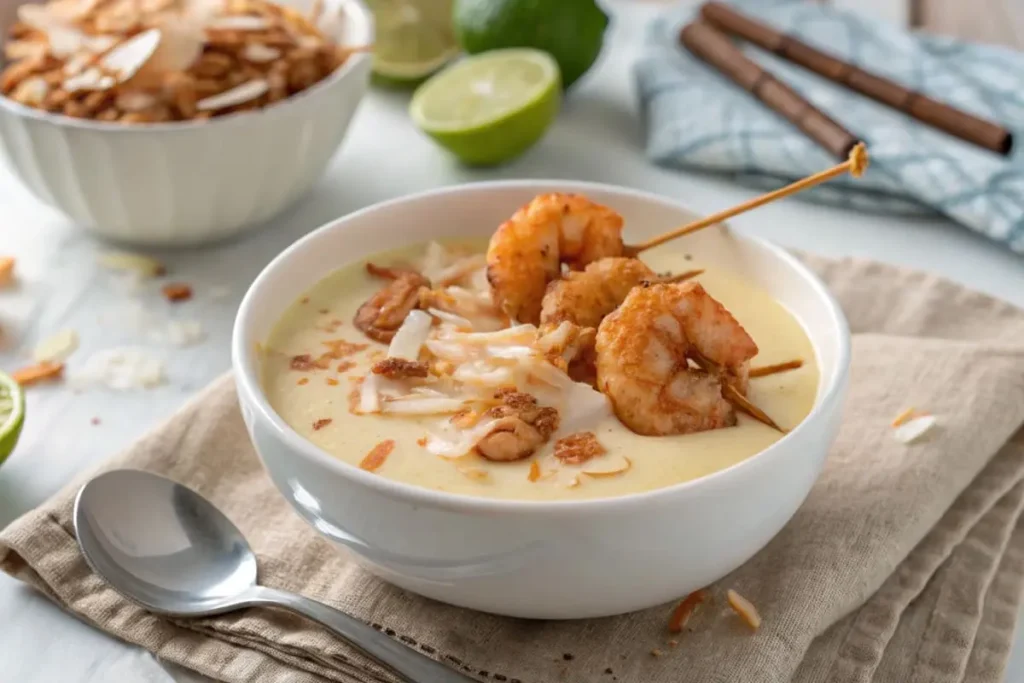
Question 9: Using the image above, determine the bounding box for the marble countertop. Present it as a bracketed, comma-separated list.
[0, 3, 1021, 681]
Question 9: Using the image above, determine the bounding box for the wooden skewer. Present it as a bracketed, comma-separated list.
[749, 359, 804, 378]
[689, 351, 785, 433]
[658, 268, 705, 284]
[722, 383, 785, 433]
[624, 143, 868, 256]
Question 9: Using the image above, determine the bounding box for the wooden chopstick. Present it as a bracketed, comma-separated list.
[699, 1, 1013, 156]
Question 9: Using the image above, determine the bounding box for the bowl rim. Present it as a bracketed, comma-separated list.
[0, 0, 373, 132]
[232, 179, 852, 516]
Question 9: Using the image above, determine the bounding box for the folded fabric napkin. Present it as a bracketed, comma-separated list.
[635, 0, 1024, 253]
[3, 256, 1024, 683]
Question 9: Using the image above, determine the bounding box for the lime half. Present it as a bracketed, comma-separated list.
[369, 0, 460, 84]
[410, 48, 561, 166]
[0, 370, 25, 465]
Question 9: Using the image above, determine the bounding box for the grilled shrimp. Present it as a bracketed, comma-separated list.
[595, 282, 758, 436]
[539, 257, 655, 329]
[486, 193, 625, 325]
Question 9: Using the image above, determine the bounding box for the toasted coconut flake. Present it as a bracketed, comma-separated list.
[527, 460, 541, 482]
[456, 465, 489, 481]
[893, 415, 936, 444]
[668, 589, 709, 633]
[116, 90, 158, 111]
[196, 77, 268, 110]
[418, 241, 449, 282]
[358, 373, 381, 413]
[891, 406, 917, 428]
[241, 41, 280, 62]
[322, 338, 368, 359]
[297, 377, 308, 385]
[164, 320, 205, 347]
[372, 357, 428, 380]
[162, 282, 193, 302]
[452, 361, 514, 388]
[428, 307, 473, 329]
[32, 329, 79, 363]
[435, 254, 487, 286]
[98, 251, 165, 277]
[312, 417, 331, 430]
[727, 589, 761, 631]
[441, 325, 537, 345]
[359, 439, 394, 472]
[12, 360, 64, 386]
[426, 417, 502, 458]
[0, 257, 15, 288]
[387, 309, 431, 360]
[582, 454, 630, 476]
[101, 28, 162, 82]
[69, 347, 164, 390]
[382, 396, 467, 415]
[206, 14, 270, 30]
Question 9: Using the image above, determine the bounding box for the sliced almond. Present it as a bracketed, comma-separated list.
[12, 360, 64, 386]
[456, 465, 489, 481]
[101, 28, 162, 82]
[98, 250, 166, 277]
[11, 76, 49, 105]
[128, 21, 203, 87]
[581, 453, 631, 476]
[116, 89, 158, 111]
[63, 66, 116, 92]
[206, 15, 270, 30]
[240, 42, 280, 62]
[195, 77, 267, 110]
[33, 329, 79, 363]
[726, 589, 761, 631]
[5, 40, 48, 61]
[893, 415, 936, 444]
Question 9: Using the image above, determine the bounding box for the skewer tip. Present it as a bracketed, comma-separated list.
[849, 142, 869, 177]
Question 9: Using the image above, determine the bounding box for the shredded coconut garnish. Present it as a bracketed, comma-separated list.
[32, 329, 79, 363]
[893, 415, 936, 444]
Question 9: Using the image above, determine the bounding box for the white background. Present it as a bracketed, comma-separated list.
[1, 1, 1022, 681]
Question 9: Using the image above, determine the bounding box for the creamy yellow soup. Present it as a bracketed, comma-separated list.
[261, 243, 819, 501]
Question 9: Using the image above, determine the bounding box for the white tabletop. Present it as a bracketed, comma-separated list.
[1, 4, 1022, 682]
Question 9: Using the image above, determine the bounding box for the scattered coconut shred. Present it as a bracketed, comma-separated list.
[346, 241, 627, 488]
[69, 347, 165, 390]
[0, 0, 357, 123]
[891, 407, 936, 444]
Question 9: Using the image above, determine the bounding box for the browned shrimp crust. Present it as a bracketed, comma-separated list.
[486, 193, 625, 325]
[595, 282, 758, 436]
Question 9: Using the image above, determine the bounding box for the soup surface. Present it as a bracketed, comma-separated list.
[261, 241, 819, 501]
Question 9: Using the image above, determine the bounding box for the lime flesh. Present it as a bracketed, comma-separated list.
[0, 371, 25, 465]
[410, 48, 561, 166]
[368, 0, 459, 83]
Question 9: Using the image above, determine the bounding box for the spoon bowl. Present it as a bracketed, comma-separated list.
[73, 469, 475, 682]
[74, 469, 257, 616]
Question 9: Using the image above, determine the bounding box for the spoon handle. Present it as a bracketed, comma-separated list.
[243, 586, 476, 683]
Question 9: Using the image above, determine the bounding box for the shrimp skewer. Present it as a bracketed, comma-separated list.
[486, 146, 868, 324]
[486, 193, 625, 325]
[594, 282, 760, 436]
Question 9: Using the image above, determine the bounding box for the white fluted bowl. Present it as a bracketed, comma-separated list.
[0, 0, 372, 246]
[233, 181, 852, 619]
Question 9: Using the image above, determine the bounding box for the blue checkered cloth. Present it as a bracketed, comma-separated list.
[635, 1, 1024, 253]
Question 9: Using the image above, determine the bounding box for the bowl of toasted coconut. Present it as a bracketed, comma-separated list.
[0, 0, 372, 245]
[232, 180, 852, 619]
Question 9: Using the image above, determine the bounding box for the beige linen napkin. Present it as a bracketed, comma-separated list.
[3, 256, 1024, 683]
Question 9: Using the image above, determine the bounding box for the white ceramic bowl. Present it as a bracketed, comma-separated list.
[233, 181, 851, 619]
[0, 0, 372, 246]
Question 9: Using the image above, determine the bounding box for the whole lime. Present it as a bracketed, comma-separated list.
[452, 0, 609, 88]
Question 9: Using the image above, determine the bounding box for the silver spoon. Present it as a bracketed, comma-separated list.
[73, 469, 474, 683]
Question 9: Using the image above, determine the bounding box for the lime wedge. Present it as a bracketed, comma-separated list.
[410, 48, 561, 166]
[0, 370, 25, 465]
[368, 0, 459, 84]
